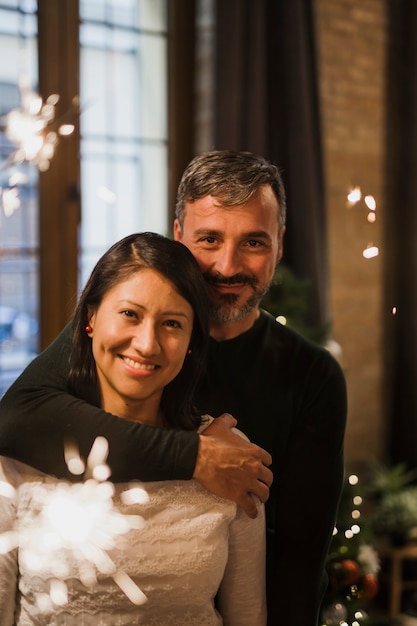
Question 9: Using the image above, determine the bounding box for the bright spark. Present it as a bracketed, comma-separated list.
[363, 244, 379, 259]
[347, 187, 362, 205]
[0, 437, 149, 611]
[364, 195, 376, 211]
[2, 187, 21, 216]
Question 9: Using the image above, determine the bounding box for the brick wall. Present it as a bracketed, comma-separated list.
[314, 0, 388, 470]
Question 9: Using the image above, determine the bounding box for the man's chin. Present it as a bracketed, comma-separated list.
[208, 302, 257, 325]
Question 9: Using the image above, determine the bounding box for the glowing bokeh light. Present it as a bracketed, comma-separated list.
[97, 185, 117, 204]
[58, 124, 75, 136]
[2, 187, 21, 216]
[363, 244, 379, 259]
[364, 195, 376, 211]
[347, 187, 362, 205]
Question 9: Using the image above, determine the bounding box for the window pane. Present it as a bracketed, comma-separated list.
[0, 1, 39, 395]
[79, 0, 168, 287]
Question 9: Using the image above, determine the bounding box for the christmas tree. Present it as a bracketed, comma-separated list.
[260, 264, 329, 344]
[320, 474, 391, 626]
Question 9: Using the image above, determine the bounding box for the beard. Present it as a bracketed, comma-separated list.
[203, 271, 270, 324]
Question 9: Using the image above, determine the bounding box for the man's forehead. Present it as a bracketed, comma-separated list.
[183, 195, 279, 225]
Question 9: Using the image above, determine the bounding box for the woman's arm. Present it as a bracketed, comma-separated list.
[217, 498, 266, 625]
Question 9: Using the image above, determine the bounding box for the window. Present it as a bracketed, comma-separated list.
[0, 0, 168, 394]
[79, 0, 168, 286]
[0, 0, 39, 395]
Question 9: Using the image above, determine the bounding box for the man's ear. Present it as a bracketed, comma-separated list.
[173, 219, 182, 242]
[276, 226, 286, 264]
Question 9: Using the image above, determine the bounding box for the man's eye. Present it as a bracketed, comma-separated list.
[248, 240, 261, 247]
[201, 236, 216, 244]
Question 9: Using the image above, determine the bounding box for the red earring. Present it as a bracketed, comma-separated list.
[85, 325, 93, 333]
[187, 348, 192, 355]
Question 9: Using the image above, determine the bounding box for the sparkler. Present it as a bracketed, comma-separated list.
[1, 80, 78, 173]
[0, 436, 149, 610]
[0, 78, 80, 217]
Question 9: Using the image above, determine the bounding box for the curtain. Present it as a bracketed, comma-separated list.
[386, 0, 417, 468]
[212, 0, 328, 328]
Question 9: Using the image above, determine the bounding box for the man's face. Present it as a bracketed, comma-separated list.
[174, 184, 285, 338]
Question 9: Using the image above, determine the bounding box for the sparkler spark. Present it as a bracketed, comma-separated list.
[0, 436, 149, 611]
[1, 85, 79, 174]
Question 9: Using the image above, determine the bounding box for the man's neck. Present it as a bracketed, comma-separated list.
[209, 308, 260, 342]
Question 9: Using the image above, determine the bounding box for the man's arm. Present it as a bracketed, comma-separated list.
[0, 326, 272, 515]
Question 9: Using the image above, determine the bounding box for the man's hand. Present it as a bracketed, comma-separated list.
[193, 413, 273, 518]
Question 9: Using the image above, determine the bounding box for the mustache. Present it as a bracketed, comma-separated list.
[203, 272, 258, 288]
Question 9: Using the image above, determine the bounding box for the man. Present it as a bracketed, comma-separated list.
[0, 151, 346, 625]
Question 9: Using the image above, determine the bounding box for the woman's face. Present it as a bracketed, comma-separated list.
[87, 268, 194, 423]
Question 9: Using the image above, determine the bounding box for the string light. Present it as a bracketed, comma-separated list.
[345, 187, 380, 258]
[362, 244, 379, 259]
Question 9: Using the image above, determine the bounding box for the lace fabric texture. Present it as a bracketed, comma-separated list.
[0, 457, 266, 626]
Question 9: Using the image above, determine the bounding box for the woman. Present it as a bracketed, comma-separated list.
[0, 232, 266, 625]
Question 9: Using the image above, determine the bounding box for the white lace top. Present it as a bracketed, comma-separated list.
[0, 438, 266, 625]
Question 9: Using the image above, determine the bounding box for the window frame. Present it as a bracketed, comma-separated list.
[37, 0, 80, 349]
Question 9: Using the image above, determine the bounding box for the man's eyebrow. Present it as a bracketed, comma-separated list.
[244, 230, 273, 240]
[192, 228, 272, 240]
[192, 228, 221, 236]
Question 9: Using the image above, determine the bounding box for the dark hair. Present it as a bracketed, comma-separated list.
[69, 232, 209, 430]
[176, 150, 287, 232]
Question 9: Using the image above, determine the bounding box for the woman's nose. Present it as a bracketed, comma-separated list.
[131, 320, 161, 355]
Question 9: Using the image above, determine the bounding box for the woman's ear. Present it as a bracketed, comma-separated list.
[85, 311, 96, 335]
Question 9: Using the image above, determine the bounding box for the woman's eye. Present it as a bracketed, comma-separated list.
[121, 310, 135, 318]
[165, 319, 181, 328]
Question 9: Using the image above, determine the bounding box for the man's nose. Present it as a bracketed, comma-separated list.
[212, 244, 242, 277]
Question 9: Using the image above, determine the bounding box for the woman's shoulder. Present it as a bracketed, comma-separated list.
[198, 414, 250, 442]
